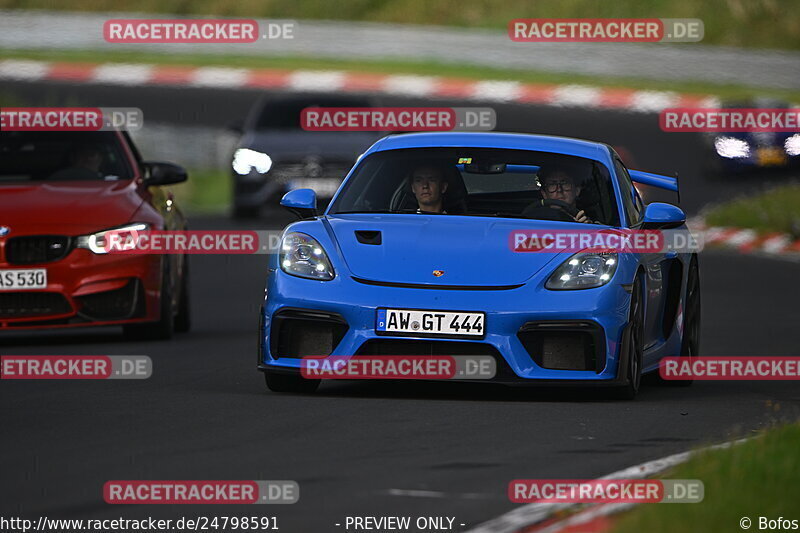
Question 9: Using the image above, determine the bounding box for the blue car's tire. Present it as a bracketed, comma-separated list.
[613, 278, 644, 400]
[672, 257, 701, 387]
[265, 371, 320, 393]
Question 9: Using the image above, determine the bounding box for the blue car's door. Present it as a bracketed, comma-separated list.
[614, 159, 669, 359]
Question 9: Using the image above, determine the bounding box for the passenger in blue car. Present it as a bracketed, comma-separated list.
[410, 164, 449, 214]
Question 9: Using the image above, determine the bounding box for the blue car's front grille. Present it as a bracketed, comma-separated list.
[517, 321, 605, 373]
[355, 338, 496, 356]
[354, 339, 519, 381]
[270, 308, 348, 359]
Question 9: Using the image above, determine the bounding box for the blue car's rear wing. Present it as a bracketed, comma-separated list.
[628, 170, 679, 192]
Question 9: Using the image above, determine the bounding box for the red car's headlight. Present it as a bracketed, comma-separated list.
[75, 223, 150, 254]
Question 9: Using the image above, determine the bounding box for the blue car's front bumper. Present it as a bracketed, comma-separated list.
[258, 267, 634, 385]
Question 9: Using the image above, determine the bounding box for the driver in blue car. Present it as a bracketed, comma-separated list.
[523, 168, 592, 223]
[410, 164, 449, 214]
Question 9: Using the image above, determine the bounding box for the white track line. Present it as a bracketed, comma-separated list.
[287, 70, 346, 92]
[471, 80, 523, 102]
[629, 90, 679, 113]
[466, 438, 748, 533]
[551, 85, 603, 108]
[0, 59, 50, 81]
[92, 63, 153, 85]
[536, 502, 637, 533]
[382, 74, 439, 97]
[190, 67, 250, 88]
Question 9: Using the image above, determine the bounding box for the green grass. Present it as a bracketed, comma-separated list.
[170, 168, 230, 214]
[614, 422, 800, 533]
[2, 0, 799, 50]
[0, 84, 98, 108]
[704, 183, 800, 236]
[0, 90, 27, 107]
[2, 48, 800, 104]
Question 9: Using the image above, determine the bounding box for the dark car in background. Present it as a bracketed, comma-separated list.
[230, 93, 382, 218]
[704, 98, 800, 177]
[0, 130, 190, 339]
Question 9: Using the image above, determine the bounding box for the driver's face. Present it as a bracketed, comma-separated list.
[74, 151, 102, 172]
[540, 172, 579, 205]
[411, 167, 448, 209]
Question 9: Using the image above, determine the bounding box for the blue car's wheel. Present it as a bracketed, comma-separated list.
[673, 257, 701, 387]
[613, 278, 644, 400]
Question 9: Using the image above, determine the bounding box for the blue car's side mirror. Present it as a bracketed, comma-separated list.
[641, 202, 686, 230]
[280, 188, 318, 219]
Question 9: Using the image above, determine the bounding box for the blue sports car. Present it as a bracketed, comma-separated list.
[258, 132, 700, 399]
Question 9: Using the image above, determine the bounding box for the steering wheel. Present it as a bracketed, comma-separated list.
[542, 199, 579, 221]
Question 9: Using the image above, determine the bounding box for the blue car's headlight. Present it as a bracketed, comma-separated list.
[546, 252, 617, 290]
[279, 232, 335, 281]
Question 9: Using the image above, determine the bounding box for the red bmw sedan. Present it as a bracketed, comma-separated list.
[0, 130, 190, 339]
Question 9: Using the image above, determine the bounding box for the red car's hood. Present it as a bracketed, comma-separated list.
[0, 181, 144, 235]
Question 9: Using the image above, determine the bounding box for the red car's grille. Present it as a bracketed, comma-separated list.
[5, 236, 72, 265]
[0, 292, 72, 319]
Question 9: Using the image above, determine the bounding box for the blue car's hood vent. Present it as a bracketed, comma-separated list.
[326, 214, 566, 287]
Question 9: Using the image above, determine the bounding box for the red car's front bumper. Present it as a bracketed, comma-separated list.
[0, 245, 163, 330]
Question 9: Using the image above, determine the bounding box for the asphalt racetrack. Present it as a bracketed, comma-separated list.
[1, 81, 799, 531]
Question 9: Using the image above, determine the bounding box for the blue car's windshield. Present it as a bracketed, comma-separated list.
[329, 147, 620, 225]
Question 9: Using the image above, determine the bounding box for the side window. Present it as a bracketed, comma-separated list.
[633, 187, 645, 218]
[119, 131, 144, 178]
[613, 159, 642, 226]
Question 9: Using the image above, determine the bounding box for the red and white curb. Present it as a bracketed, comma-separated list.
[466, 438, 748, 533]
[523, 502, 634, 533]
[0, 59, 720, 113]
[689, 218, 800, 260]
